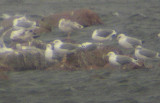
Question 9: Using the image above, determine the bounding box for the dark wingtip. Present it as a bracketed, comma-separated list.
[142, 40, 145, 44]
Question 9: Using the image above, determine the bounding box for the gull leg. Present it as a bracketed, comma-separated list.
[67, 32, 71, 42]
[122, 65, 127, 69]
[61, 54, 67, 68]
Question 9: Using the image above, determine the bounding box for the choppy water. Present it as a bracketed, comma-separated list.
[0, 0, 160, 103]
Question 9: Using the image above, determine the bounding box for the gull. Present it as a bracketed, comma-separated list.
[10, 28, 33, 43]
[0, 39, 15, 54]
[117, 34, 143, 49]
[15, 42, 37, 51]
[10, 28, 26, 40]
[53, 39, 81, 67]
[0, 46, 14, 54]
[106, 51, 140, 67]
[53, 39, 81, 54]
[80, 42, 98, 51]
[92, 29, 117, 42]
[58, 18, 83, 40]
[13, 16, 38, 30]
[45, 44, 56, 62]
[135, 45, 160, 60]
[1, 13, 11, 19]
[158, 33, 160, 38]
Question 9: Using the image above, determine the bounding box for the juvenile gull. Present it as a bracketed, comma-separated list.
[117, 34, 143, 49]
[135, 45, 160, 60]
[58, 18, 83, 40]
[92, 29, 117, 42]
[106, 51, 140, 66]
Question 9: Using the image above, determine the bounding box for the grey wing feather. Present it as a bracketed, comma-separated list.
[97, 29, 113, 37]
[16, 21, 33, 28]
[126, 37, 141, 46]
[116, 56, 132, 65]
[60, 44, 77, 50]
[139, 49, 157, 57]
[82, 44, 97, 51]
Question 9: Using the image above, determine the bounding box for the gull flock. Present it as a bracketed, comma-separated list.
[0, 15, 160, 69]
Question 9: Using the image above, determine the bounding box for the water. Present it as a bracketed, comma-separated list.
[0, 0, 160, 103]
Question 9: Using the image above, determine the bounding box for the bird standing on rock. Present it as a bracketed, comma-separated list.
[53, 39, 81, 67]
[117, 34, 143, 49]
[58, 18, 83, 40]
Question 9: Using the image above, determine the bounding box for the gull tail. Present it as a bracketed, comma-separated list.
[73, 22, 83, 29]
[156, 53, 160, 59]
[132, 59, 141, 66]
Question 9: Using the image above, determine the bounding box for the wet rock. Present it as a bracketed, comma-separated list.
[0, 44, 146, 71]
[0, 49, 46, 71]
[48, 45, 122, 70]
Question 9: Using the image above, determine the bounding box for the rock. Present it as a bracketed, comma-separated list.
[39, 9, 103, 30]
[0, 49, 46, 71]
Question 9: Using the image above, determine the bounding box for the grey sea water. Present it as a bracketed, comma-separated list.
[0, 0, 160, 103]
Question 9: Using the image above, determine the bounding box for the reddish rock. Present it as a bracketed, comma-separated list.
[39, 9, 103, 29]
[0, 17, 15, 32]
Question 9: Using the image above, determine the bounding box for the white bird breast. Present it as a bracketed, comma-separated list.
[118, 37, 133, 48]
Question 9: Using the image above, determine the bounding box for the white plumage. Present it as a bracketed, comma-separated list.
[53, 39, 81, 54]
[45, 44, 54, 61]
[135, 45, 160, 60]
[106, 51, 140, 66]
[92, 29, 117, 41]
[58, 18, 83, 39]
[13, 16, 37, 30]
[117, 34, 143, 49]
[10, 28, 33, 43]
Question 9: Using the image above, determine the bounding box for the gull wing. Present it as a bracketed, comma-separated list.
[126, 37, 142, 46]
[96, 29, 113, 37]
[139, 49, 157, 58]
[116, 56, 132, 65]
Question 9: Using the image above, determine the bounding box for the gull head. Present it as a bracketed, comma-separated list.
[111, 30, 117, 37]
[107, 52, 116, 57]
[46, 44, 52, 49]
[117, 33, 126, 40]
[102, 51, 116, 59]
[53, 40, 63, 45]
[81, 42, 93, 48]
[58, 18, 66, 25]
